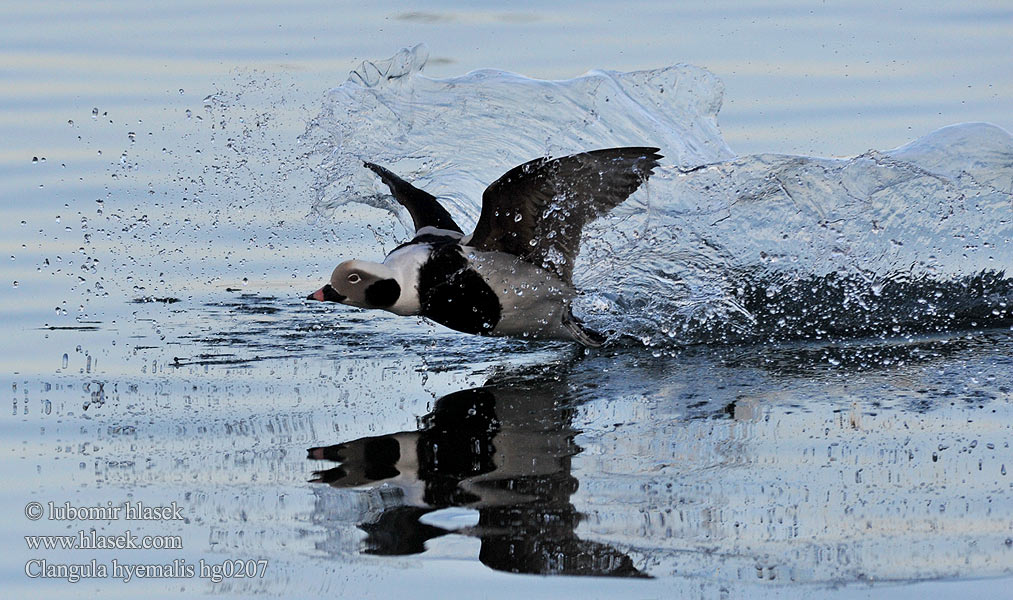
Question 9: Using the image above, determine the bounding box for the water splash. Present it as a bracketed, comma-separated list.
[307, 46, 1013, 346]
[307, 44, 731, 228]
[579, 124, 1013, 344]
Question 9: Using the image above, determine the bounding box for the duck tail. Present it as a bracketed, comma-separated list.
[562, 308, 606, 348]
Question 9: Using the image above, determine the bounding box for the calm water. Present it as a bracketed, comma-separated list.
[2, 2, 1012, 599]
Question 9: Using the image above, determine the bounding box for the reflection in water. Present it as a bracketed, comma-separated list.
[308, 381, 649, 577]
[305, 335, 1013, 586]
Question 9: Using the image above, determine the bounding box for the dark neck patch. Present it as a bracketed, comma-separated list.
[418, 243, 502, 335]
[365, 279, 401, 307]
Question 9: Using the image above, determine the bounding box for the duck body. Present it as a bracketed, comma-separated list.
[381, 230, 581, 341]
[309, 147, 662, 347]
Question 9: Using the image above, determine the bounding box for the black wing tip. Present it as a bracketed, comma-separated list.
[618, 147, 664, 179]
[588, 145, 661, 154]
[363, 161, 405, 188]
[558, 147, 664, 180]
[630, 147, 664, 161]
[583, 146, 664, 166]
[364, 161, 403, 183]
[629, 146, 662, 155]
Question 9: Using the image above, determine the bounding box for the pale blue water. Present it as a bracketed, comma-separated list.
[2, 2, 1012, 599]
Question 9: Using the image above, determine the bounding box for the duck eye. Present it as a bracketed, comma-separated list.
[347, 273, 361, 284]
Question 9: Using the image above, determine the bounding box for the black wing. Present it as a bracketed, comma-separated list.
[467, 147, 662, 284]
[364, 162, 464, 234]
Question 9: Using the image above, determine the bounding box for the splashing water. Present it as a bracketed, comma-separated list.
[580, 124, 1013, 345]
[307, 45, 1013, 346]
[307, 44, 731, 225]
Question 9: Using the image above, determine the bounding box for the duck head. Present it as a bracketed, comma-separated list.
[308, 260, 402, 310]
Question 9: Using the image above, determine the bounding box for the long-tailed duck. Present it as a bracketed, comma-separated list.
[308, 147, 662, 346]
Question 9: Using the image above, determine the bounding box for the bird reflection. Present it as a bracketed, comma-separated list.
[307, 381, 648, 578]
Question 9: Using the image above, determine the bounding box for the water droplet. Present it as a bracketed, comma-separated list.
[178, 88, 185, 95]
[514, 213, 522, 222]
[242, 277, 249, 286]
[91, 107, 99, 117]
[185, 109, 192, 119]
[61, 353, 68, 368]
[12, 281, 18, 288]
[67, 119, 74, 126]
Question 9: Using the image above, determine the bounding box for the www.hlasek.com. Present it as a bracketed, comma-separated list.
[24, 501, 268, 583]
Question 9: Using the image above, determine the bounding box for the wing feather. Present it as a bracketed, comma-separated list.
[364, 162, 463, 234]
[468, 147, 662, 283]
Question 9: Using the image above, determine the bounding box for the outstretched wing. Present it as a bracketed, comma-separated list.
[467, 147, 662, 284]
[364, 162, 464, 234]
